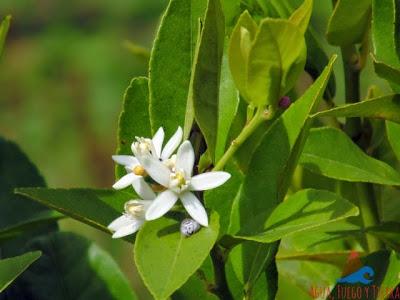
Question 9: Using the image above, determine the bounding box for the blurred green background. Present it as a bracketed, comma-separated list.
[0, 1, 392, 299]
[0, 1, 166, 298]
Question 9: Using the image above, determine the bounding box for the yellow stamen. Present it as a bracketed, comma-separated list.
[133, 165, 147, 176]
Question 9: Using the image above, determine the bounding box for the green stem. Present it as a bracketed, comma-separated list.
[341, 45, 382, 252]
[356, 183, 381, 252]
[213, 108, 267, 171]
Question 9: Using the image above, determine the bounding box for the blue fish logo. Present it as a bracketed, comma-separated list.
[337, 266, 374, 284]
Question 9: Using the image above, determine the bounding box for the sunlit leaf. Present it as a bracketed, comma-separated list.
[312, 95, 400, 124]
[300, 127, 400, 185]
[135, 212, 219, 300]
[149, 0, 207, 137]
[236, 189, 359, 243]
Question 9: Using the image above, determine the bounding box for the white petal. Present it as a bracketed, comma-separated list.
[140, 155, 171, 187]
[113, 173, 138, 190]
[112, 219, 144, 238]
[190, 172, 231, 191]
[152, 127, 165, 158]
[175, 141, 195, 177]
[161, 127, 183, 160]
[180, 192, 208, 227]
[132, 177, 156, 199]
[108, 214, 132, 231]
[112, 155, 139, 167]
[145, 190, 178, 220]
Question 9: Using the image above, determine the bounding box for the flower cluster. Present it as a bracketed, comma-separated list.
[107, 127, 231, 238]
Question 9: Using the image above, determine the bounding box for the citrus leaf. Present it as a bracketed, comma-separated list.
[192, 0, 225, 160]
[0, 251, 41, 293]
[236, 189, 359, 243]
[300, 126, 400, 185]
[135, 212, 219, 300]
[312, 94, 400, 124]
[15, 188, 132, 237]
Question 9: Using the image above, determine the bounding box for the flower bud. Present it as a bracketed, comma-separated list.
[279, 96, 292, 109]
[180, 218, 201, 237]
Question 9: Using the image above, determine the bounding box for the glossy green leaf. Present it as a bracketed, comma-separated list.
[247, 19, 306, 106]
[387, 121, 400, 161]
[372, 0, 400, 92]
[0, 137, 57, 239]
[14, 232, 136, 300]
[215, 41, 240, 162]
[300, 126, 400, 185]
[312, 94, 400, 124]
[192, 0, 225, 160]
[221, 0, 240, 27]
[0, 15, 10, 58]
[227, 56, 336, 297]
[116, 77, 151, 178]
[204, 163, 243, 237]
[0, 251, 41, 293]
[228, 11, 258, 104]
[373, 57, 400, 87]
[236, 189, 359, 243]
[149, 0, 207, 137]
[326, 0, 371, 46]
[288, 0, 313, 35]
[372, 0, 400, 67]
[135, 213, 219, 300]
[172, 257, 217, 300]
[230, 56, 336, 236]
[15, 188, 132, 236]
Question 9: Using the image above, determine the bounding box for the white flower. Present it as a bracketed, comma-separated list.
[108, 200, 152, 238]
[140, 141, 231, 227]
[112, 127, 183, 198]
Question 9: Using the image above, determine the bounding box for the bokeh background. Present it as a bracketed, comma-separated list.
[0, 1, 391, 299]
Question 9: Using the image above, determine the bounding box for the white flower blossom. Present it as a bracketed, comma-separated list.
[108, 200, 152, 238]
[112, 126, 182, 198]
[140, 141, 231, 227]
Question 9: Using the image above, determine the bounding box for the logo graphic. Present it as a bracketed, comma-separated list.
[336, 265, 375, 284]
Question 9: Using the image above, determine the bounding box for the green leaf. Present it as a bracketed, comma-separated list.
[300, 126, 400, 185]
[0, 15, 11, 58]
[192, 0, 225, 160]
[14, 232, 136, 300]
[236, 189, 359, 243]
[204, 163, 243, 237]
[387, 121, 400, 161]
[0, 137, 57, 238]
[373, 56, 400, 87]
[149, 0, 207, 137]
[372, 0, 400, 67]
[312, 94, 400, 124]
[247, 19, 306, 106]
[227, 56, 336, 297]
[135, 212, 219, 300]
[0, 210, 64, 242]
[116, 77, 151, 178]
[288, 0, 313, 35]
[15, 188, 132, 236]
[228, 11, 258, 104]
[221, 0, 240, 27]
[0, 251, 41, 293]
[215, 41, 240, 162]
[230, 56, 336, 236]
[326, 0, 371, 46]
[172, 257, 217, 300]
